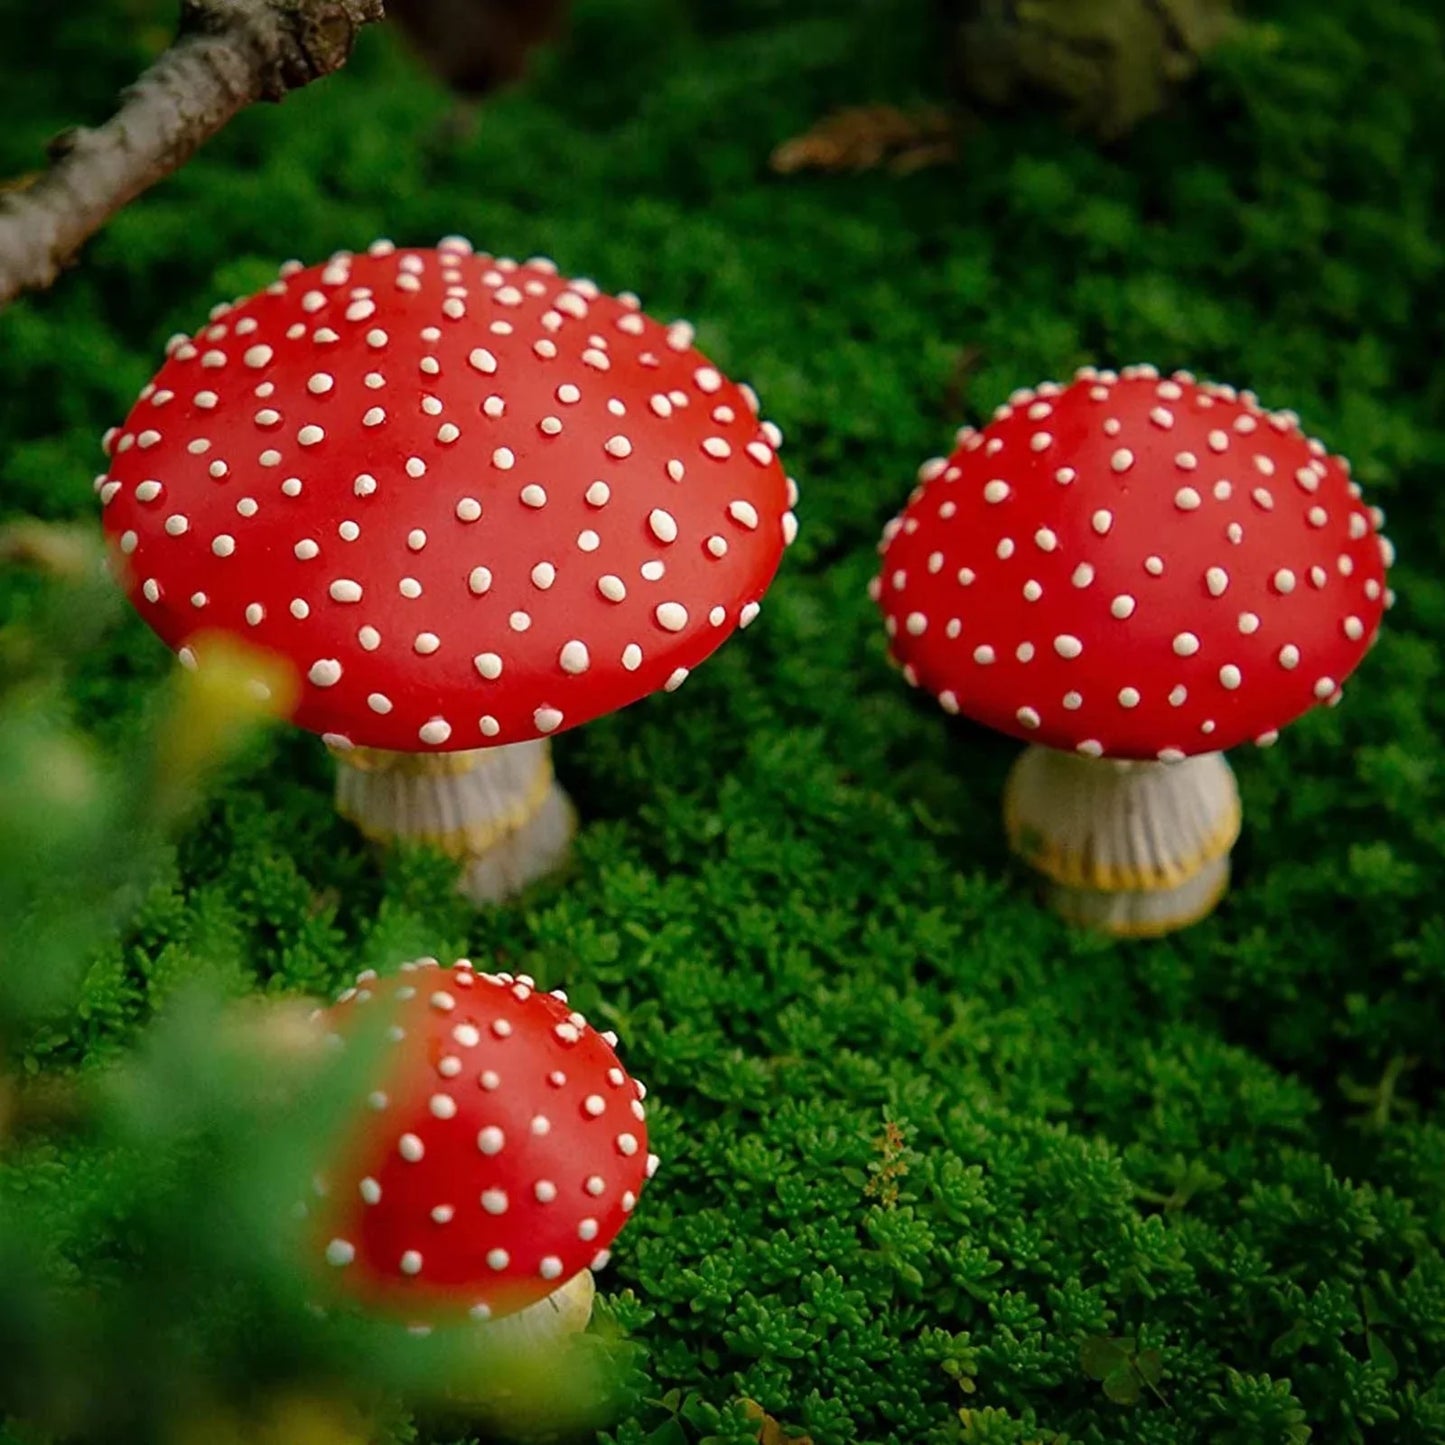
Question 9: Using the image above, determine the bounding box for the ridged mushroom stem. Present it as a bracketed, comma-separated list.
[332, 739, 575, 903]
[476, 1267, 596, 1348]
[1003, 745, 1241, 937]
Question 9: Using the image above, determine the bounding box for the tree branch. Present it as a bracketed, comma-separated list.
[0, 0, 385, 312]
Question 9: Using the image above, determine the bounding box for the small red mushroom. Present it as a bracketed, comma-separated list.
[98, 239, 798, 901]
[310, 957, 655, 1338]
[875, 365, 1394, 935]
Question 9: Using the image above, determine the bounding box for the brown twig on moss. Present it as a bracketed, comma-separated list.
[0, 0, 385, 311]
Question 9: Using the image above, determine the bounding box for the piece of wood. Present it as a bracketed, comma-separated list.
[0, 0, 384, 311]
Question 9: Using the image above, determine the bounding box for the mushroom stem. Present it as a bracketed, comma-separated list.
[1002, 746, 1241, 937]
[476, 1268, 596, 1348]
[332, 739, 575, 903]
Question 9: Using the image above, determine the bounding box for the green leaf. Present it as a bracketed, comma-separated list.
[1134, 1349, 1164, 1388]
[1102, 1366, 1143, 1406]
[1080, 1336, 1130, 1380]
[1366, 1331, 1399, 1381]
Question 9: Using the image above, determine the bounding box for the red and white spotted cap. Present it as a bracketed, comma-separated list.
[312, 957, 655, 1325]
[875, 366, 1393, 760]
[97, 240, 797, 752]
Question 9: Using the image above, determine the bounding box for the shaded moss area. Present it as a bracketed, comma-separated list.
[2, 0, 1444, 1441]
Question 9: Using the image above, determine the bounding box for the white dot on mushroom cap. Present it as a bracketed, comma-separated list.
[535, 707, 564, 733]
[1110, 595, 1136, 620]
[477, 1126, 505, 1154]
[419, 719, 451, 745]
[481, 1189, 508, 1215]
[599, 574, 627, 602]
[728, 500, 760, 529]
[453, 1024, 480, 1047]
[1173, 632, 1201, 657]
[982, 480, 1010, 504]
[1053, 635, 1083, 658]
[531, 562, 556, 589]
[1273, 568, 1297, 594]
[399, 1133, 424, 1162]
[1220, 664, 1243, 689]
[1091, 510, 1113, 535]
[622, 644, 643, 670]
[656, 602, 688, 632]
[559, 640, 590, 674]
[1315, 676, 1337, 698]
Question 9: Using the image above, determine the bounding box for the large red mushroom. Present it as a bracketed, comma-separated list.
[875, 365, 1394, 935]
[98, 239, 798, 902]
[309, 956, 655, 1342]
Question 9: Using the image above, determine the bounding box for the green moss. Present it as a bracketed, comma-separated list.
[2, 0, 1444, 1439]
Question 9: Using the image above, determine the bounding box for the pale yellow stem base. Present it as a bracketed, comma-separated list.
[1003, 746, 1241, 938]
[331, 740, 576, 905]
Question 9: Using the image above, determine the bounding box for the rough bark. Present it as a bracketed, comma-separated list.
[0, 0, 385, 311]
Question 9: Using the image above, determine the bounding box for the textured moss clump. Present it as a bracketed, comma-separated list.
[1, 0, 1444, 1441]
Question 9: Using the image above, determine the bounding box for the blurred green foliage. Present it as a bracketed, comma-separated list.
[0, 0, 1443, 1441]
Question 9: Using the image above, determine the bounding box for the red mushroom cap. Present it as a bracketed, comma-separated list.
[313, 958, 654, 1324]
[98, 240, 797, 752]
[875, 367, 1393, 760]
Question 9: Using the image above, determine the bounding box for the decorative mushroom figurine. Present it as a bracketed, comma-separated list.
[97, 239, 797, 901]
[311, 956, 655, 1341]
[874, 365, 1393, 936]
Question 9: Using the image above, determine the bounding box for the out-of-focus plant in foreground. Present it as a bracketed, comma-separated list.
[0, 527, 631, 1443]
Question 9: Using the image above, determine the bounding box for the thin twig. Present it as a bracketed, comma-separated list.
[0, 0, 385, 311]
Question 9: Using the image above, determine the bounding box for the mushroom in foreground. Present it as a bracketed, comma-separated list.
[311, 956, 655, 1342]
[98, 239, 797, 902]
[874, 366, 1393, 936]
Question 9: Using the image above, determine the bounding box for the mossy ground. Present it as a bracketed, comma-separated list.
[2, 1, 1445, 1441]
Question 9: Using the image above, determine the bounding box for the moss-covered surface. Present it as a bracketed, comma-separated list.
[3, 0, 1445, 1440]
